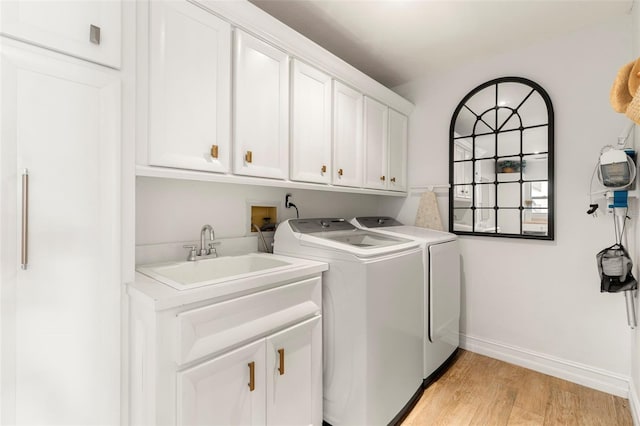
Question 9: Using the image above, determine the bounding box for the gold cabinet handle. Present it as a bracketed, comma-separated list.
[337, 168, 344, 176]
[210, 145, 219, 158]
[21, 169, 29, 270]
[277, 348, 285, 375]
[390, 177, 396, 183]
[245, 150, 253, 163]
[321, 165, 327, 173]
[380, 175, 386, 181]
[248, 361, 255, 391]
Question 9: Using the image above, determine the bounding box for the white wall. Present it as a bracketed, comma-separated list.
[136, 177, 387, 246]
[393, 16, 634, 396]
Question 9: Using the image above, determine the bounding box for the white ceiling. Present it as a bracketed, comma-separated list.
[250, 0, 633, 88]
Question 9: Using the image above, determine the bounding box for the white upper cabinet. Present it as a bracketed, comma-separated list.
[147, 0, 231, 173]
[388, 109, 408, 191]
[234, 29, 289, 180]
[290, 59, 332, 184]
[135, 2, 413, 193]
[364, 96, 389, 190]
[333, 81, 363, 188]
[0, 0, 121, 68]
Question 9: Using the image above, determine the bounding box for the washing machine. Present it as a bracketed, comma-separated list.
[351, 217, 460, 383]
[273, 218, 424, 426]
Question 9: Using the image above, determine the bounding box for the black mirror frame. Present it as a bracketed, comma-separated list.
[448, 76, 555, 240]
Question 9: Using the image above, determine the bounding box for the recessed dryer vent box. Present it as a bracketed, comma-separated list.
[250, 205, 277, 233]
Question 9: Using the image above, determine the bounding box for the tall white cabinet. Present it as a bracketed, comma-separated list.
[0, 40, 121, 424]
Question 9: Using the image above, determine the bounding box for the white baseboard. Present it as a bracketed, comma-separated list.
[630, 377, 640, 426]
[460, 333, 630, 398]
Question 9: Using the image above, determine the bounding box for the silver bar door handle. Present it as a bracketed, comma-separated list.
[21, 169, 28, 270]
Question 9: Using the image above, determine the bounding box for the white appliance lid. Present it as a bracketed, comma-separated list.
[285, 218, 420, 254]
[353, 216, 404, 228]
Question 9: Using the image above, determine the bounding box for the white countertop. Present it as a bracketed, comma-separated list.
[127, 253, 328, 311]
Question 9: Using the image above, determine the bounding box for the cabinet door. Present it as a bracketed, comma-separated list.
[148, 0, 231, 173]
[363, 96, 389, 189]
[234, 29, 289, 180]
[266, 317, 322, 426]
[290, 60, 332, 184]
[178, 339, 266, 426]
[0, 0, 121, 68]
[388, 109, 408, 191]
[0, 41, 121, 424]
[333, 81, 363, 187]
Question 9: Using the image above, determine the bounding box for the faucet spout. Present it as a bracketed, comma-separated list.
[200, 224, 215, 256]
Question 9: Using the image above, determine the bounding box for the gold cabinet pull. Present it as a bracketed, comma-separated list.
[321, 165, 327, 173]
[380, 175, 386, 181]
[210, 145, 219, 158]
[21, 169, 29, 270]
[248, 361, 255, 391]
[390, 177, 396, 183]
[337, 168, 344, 176]
[245, 150, 253, 163]
[277, 348, 285, 375]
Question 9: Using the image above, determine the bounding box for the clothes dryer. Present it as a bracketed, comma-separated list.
[351, 217, 460, 383]
[273, 218, 424, 426]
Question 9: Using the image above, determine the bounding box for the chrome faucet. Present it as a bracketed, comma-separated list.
[184, 225, 218, 261]
[200, 224, 217, 257]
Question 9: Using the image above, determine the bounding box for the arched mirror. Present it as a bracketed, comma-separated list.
[449, 77, 554, 240]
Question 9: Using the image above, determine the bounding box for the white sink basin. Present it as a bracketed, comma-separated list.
[136, 254, 292, 290]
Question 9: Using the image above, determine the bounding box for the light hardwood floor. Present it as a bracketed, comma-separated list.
[402, 350, 632, 425]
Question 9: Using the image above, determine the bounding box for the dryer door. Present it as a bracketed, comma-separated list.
[429, 241, 461, 346]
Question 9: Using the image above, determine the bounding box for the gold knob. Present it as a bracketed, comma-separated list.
[210, 144, 219, 158]
[321, 165, 327, 173]
[390, 177, 396, 183]
[245, 150, 253, 163]
[338, 168, 344, 176]
[380, 175, 386, 181]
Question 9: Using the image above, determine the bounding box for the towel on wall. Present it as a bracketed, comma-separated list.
[415, 191, 444, 231]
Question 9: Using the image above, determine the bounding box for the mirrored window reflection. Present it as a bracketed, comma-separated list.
[450, 77, 554, 240]
[497, 209, 521, 234]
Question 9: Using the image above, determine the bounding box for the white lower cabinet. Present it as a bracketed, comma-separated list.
[178, 317, 321, 426]
[265, 317, 322, 425]
[178, 339, 266, 425]
[129, 275, 322, 426]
